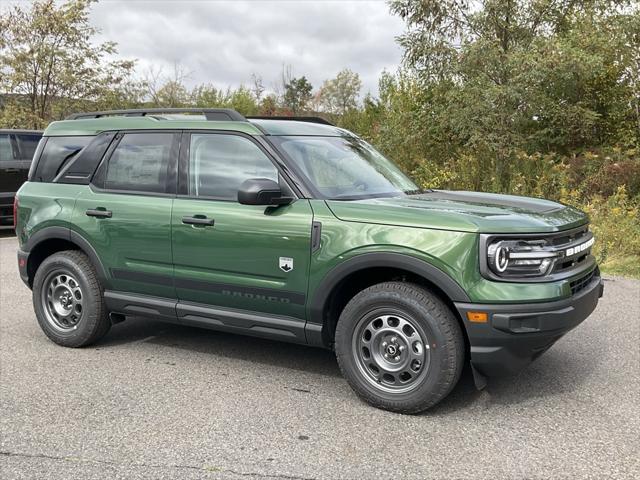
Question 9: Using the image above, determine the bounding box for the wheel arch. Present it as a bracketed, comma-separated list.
[307, 253, 471, 348]
[23, 227, 108, 288]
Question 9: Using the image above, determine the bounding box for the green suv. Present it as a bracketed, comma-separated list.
[15, 108, 603, 413]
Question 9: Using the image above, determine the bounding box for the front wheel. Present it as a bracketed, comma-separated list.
[335, 282, 465, 414]
[32, 250, 111, 347]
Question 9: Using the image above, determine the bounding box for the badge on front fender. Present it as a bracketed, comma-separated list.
[279, 257, 293, 272]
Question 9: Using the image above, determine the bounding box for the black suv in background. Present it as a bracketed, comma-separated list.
[0, 129, 42, 228]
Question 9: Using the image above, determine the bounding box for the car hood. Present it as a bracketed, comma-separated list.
[325, 190, 588, 234]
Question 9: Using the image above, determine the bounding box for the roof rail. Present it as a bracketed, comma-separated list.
[66, 108, 246, 122]
[247, 116, 334, 126]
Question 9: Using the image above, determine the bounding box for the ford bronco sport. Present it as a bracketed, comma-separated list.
[15, 108, 604, 413]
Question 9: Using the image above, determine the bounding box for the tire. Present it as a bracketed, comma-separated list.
[335, 281, 465, 414]
[32, 250, 111, 347]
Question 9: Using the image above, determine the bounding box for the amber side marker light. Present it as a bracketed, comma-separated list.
[466, 312, 488, 323]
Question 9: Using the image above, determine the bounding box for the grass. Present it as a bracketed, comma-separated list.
[599, 255, 640, 279]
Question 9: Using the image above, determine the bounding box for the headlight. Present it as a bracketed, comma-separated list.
[481, 230, 595, 281]
[487, 239, 558, 277]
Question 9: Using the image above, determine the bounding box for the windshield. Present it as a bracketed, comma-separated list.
[271, 136, 420, 200]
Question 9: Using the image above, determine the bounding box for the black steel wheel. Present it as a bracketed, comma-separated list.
[32, 250, 110, 347]
[335, 282, 465, 414]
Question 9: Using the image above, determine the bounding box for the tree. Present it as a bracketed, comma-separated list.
[145, 63, 192, 108]
[251, 74, 265, 101]
[283, 76, 313, 114]
[191, 83, 259, 115]
[388, 0, 639, 189]
[259, 94, 279, 116]
[319, 69, 362, 114]
[0, 0, 136, 128]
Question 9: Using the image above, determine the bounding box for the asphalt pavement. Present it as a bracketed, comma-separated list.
[1, 233, 638, 479]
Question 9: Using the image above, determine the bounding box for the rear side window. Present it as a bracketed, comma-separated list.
[15, 134, 42, 160]
[33, 136, 92, 182]
[104, 133, 174, 193]
[0, 134, 14, 161]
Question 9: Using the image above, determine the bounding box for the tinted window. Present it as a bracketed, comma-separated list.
[189, 134, 278, 200]
[15, 134, 42, 160]
[0, 134, 13, 162]
[33, 136, 92, 182]
[105, 133, 174, 193]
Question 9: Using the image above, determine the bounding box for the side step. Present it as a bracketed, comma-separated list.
[103, 290, 307, 344]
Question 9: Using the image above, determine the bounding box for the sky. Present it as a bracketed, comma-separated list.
[86, 0, 406, 96]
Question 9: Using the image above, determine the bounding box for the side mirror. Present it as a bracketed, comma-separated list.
[238, 178, 293, 206]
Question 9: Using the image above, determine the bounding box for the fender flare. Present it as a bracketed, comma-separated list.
[23, 226, 109, 285]
[306, 252, 470, 346]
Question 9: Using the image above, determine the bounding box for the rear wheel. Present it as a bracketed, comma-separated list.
[335, 282, 464, 414]
[32, 250, 110, 347]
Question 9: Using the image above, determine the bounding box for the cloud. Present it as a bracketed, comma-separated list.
[90, 0, 405, 96]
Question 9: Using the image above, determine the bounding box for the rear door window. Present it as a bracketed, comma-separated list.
[15, 134, 42, 160]
[32, 136, 92, 182]
[0, 134, 14, 162]
[103, 132, 176, 194]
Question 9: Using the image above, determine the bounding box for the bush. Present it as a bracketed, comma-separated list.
[370, 140, 640, 277]
[569, 187, 640, 277]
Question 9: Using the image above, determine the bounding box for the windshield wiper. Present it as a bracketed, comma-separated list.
[405, 188, 434, 195]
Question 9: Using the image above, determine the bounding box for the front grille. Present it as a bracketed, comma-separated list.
[570, 268, 598, 295]
[551, 226, 592, 274]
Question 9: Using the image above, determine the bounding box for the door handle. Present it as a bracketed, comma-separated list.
[5, 168, 20, 173]
[182, 215, 215, 226]
[86, 208, 112, 218]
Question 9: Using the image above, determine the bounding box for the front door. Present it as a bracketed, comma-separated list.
[171, 132, 313, 325]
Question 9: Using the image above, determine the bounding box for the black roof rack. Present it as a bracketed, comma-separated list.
[246, 116, 334, 126]
[66, 108, 246, 122]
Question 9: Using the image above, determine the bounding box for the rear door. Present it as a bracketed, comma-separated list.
[171, 132, 313, 325]
[72, 131, 179, 299]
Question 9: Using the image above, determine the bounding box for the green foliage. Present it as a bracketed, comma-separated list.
[283, 76, 313, 114]
[0, 0, 137, 128]
[386, 0, 639, 191]
[572, 187, 640, 277]
[191, 84, 260, 116]
[319, 69, 362, 115]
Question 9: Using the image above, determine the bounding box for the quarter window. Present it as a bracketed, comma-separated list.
[32, 136, 92, 182]
[105, 133, 174, 193]
[188, 134, 278, 200]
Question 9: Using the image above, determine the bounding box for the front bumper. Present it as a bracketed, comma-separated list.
[455, 273, 604, 377]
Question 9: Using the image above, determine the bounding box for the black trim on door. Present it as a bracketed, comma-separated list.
[175, 277, 306, 305]
[110, 268, 174, 287]
[109, 268, 306, 305]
